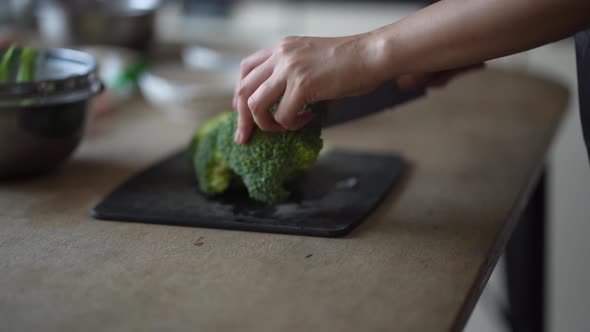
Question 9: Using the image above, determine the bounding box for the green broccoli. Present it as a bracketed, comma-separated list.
[191, 112, 234, 195]
[191, 107, 323, 205]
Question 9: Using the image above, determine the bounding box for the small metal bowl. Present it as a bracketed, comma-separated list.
[36, 0, 161, 52]
[0, 47, 103, 179]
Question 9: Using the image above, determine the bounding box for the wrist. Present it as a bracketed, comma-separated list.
[361, 26, 407, 82]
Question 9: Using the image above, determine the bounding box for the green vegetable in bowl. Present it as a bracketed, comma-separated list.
[0, 45, 16, 83]
[191, 105, 323, 205]
[17, 47, 37, 83]
[0, 46, 38, 83]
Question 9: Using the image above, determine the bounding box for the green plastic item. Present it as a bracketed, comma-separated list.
[110, 58, 148, 91]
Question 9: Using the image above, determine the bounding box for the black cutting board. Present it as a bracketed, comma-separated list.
[92, 149, 404, 237]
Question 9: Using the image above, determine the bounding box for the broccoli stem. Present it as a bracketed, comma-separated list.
[16, 47, 37, 83]
[0, 44, 16, 83]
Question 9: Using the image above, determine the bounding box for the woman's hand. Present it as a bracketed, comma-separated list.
[232, 34, 384, 144]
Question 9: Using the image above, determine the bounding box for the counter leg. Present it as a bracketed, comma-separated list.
[505, 172, 546, 332]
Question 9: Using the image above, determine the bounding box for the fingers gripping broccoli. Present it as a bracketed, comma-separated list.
[191, 108, 323, 205]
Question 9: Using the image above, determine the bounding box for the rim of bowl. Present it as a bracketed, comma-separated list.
[0, 47, 104, 108]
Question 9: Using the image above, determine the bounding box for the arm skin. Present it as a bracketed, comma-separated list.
[233, 0, 590, 144]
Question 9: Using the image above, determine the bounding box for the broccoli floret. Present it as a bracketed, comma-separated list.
[191, 112, 234, 195]
[191, 107, 323, 205]
[190, 112, 230, 155]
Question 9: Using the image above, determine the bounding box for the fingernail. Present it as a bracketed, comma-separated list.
[234, 130, 242, 144]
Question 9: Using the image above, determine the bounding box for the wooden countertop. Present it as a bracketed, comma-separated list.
[0, 68, 568, 332]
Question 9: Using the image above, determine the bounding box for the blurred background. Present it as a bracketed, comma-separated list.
[1, 0, 588, 331]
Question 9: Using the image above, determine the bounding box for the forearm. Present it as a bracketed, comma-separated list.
[367, 0, 590, 78]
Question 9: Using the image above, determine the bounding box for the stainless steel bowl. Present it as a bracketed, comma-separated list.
[36, 0, 161, 52]
[0, 47, 103, 179]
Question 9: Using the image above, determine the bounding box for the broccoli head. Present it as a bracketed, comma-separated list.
[190, 108, 323, 205]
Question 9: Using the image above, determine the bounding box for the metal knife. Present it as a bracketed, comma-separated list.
[312, 81, 426, 127]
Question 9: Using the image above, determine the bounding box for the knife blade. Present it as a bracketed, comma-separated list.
[312, 81, 426, 127]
